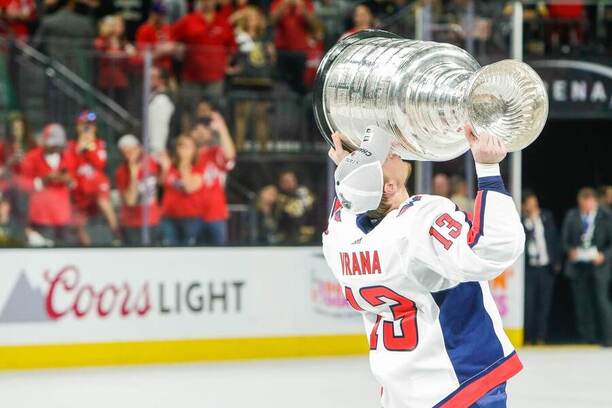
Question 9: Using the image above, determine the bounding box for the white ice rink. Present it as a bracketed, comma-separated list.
[1, 347, 611, 408]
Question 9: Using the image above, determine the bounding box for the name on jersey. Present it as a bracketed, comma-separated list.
[339, 250, 382, 276]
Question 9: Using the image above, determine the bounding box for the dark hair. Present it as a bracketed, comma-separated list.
[172, 134, 198, 167]
[5, 112, 34, 150]
[597, 185, 612, 198]
[279, 169, 297, 179]
[153, 66, 170, 83]
[522, 189, 537, 204]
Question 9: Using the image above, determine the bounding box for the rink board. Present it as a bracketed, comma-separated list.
[0, 248, 368, 369]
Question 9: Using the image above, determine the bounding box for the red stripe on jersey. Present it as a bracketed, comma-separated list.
[439, 353, 522, 408]
[332, 197, 342, 213]
[467, 190, 484, 246]
[344, 287, 364, 311]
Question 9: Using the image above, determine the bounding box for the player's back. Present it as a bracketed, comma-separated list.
[322, 193, 523, 408]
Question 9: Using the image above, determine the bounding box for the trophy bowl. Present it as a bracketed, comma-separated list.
[313, 29, 549, 161]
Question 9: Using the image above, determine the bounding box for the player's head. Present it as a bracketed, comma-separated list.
[334, 127, 411, 217]
[367, 154, 411, 218]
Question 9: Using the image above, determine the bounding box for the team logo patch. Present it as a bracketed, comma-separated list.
[397, 195, 422, 216]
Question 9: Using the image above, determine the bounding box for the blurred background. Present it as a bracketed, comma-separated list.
[0, 0, 611, 406]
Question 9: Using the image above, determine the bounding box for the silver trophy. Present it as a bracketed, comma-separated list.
[313, 30, 549, 161]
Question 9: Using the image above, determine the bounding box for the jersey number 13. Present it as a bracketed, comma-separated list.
[345, 286, 418, 352]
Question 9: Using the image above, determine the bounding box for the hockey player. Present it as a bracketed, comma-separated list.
[322, 125, 525, 408]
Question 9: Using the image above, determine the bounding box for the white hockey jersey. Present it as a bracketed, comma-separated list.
[322, 176, 525, 408]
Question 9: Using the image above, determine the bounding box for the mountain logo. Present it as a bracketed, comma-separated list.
[0, 271, 52, 323]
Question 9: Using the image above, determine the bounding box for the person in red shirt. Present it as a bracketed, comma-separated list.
[303, 19, 324, 90]
[547, 1, 584, 19]
[65, 110, 119, 246]
[95, 15, 137, 109]
[191, 111, 235, 245]
[19, 123, 75, 246]
[270, 0, 316, 94]
[115, 134, 161, 246]
[172, 0, 236, 109]
[341, 4, 373, 39]
[0, 0, 37, 40]
[135, 1, 176, 75]
[545, 1, 586, 52]
[159, 134, 205, 246]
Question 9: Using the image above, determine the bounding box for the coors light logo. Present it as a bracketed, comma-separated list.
[0, 266, 245, 323]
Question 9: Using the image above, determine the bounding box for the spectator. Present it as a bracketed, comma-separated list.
[0, 191, 23, 245]
[20, 123, 75, 246]
[172, 0, 236, 109]
[115, 134, 161, 246]
[32, 0, 96, 81]
[276, 169, 314, 243]
[562, 187, 612, 347]
[315, 0, 349, 50]
[599, 185, 612, 213]
[432, 173, 451, 198]
[0, 0, 37, 40]
[450, 174, 474, 213]
[159, 0, 188, 24]
[219, 0, 249, 23]
[270, 0, 316, 94]
[94, 15, 136, 109]
[228, 5, 274, 151]
[159, 134, 205, 246]
[0, 112, 33, 226]
[148, 66, 176, 156]
[256, 184, 280, 244]
[303, 18, 324, 90]
[191, 112, 236, 245]
[65, 110, 118, 246]
[0, 111, 34, 177]
[342, 3, 373, 38]
[194, 98, 214, 121]
[522, 190, 561, 345]
[135, 1, 176, 75]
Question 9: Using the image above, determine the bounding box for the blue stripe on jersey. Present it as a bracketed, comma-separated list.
[356, 214, 381, 234]
[431, 282, 504, 384]
[477, 176, 510, 196]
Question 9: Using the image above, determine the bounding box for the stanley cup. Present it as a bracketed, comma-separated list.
[313, 30, 549, 161]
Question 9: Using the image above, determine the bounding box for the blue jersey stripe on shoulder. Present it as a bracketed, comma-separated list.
[431, 282, 504, 384]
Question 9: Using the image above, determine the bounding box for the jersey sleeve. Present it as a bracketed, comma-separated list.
[410, 171, 525, 283]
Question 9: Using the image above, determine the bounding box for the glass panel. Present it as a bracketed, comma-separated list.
[0, 1, 606, 247]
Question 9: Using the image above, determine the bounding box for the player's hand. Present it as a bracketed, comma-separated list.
[328, 132, 349, 165]
[465, 124, 507, 164]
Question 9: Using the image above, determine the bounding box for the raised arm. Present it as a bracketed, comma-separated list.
[412, 126, 525, 283]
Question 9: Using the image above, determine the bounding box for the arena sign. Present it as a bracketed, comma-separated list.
[0, 248, 365, 369]
[0, 247, 521, 369]
[530, 59, 612, 119]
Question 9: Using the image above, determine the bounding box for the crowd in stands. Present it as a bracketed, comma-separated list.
[0, 105, 321, 247]
[0, 107, 235, 246]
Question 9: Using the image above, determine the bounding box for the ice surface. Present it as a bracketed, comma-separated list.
[0, 348, 610, 407]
